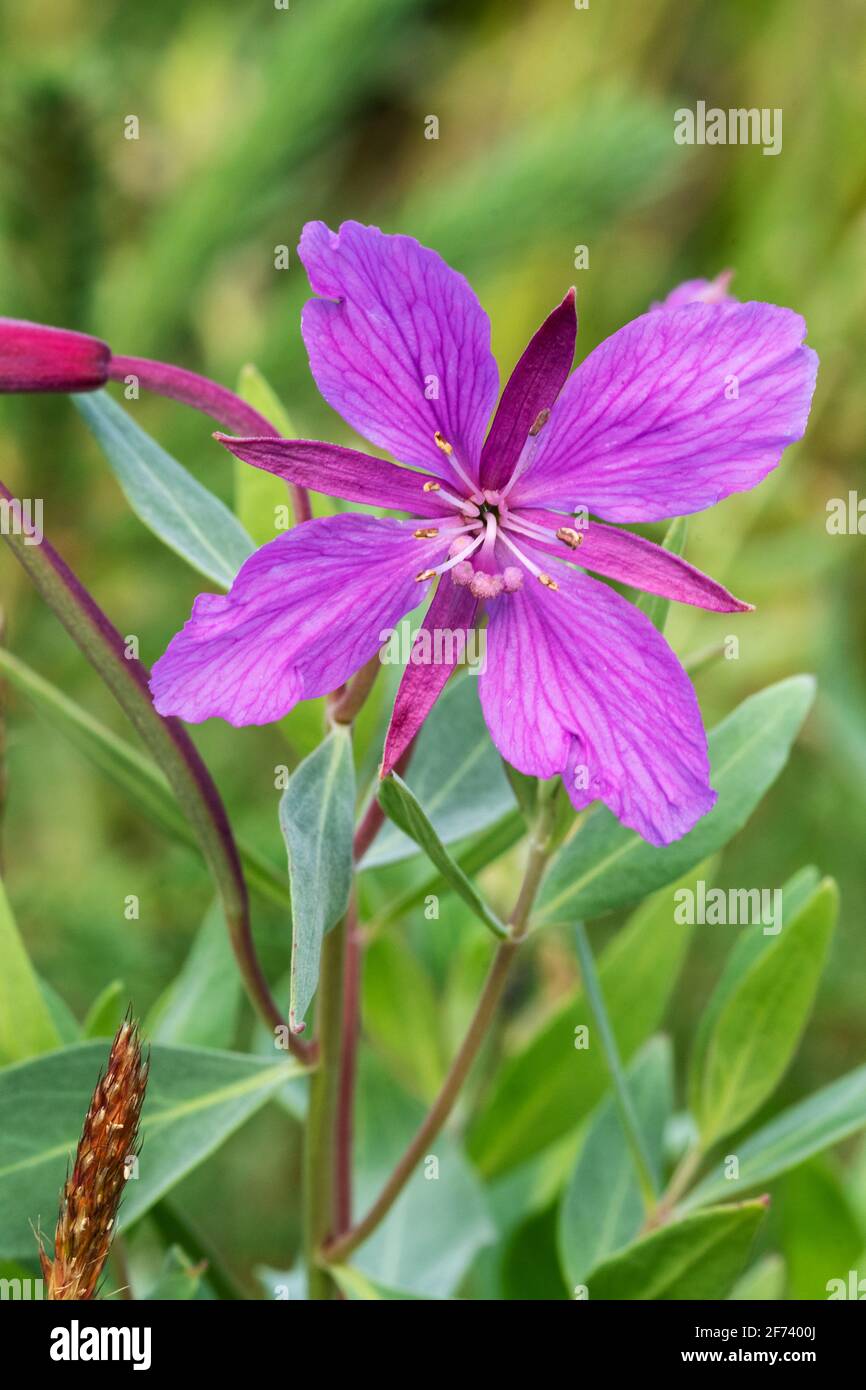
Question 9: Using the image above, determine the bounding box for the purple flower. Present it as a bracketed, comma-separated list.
[151, 221, 817, 846]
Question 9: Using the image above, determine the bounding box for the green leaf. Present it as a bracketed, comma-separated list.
[0, 876, 61, 1064]
[82, 980, 125, 1039]
[235, 364, 296, 547]
[728, 1253, 786, 1301]
[694, 878, 837, 1146]
[558, 1038, 673, 1288]
[330, 1266, 437, 1301]
[145, 902, 241, 1049]
[144, 1245, 205, 1301]
[351, 1057, 494, 1298]
[467, 861, 714, 1177]
[778, 1159, 863, 1301]
[38, 980, 80, 1045]
[0, 648, 292, 910]
[362, 675, 516, 868]
[685, 1064, 866, 1209]
[636, 517, 687, 632]
[73, 390, 254, 588]
[0, 1042, 304, 1261]
[375, 807, 525, 927]
[536, 675, 815, 926]
[687, 865, 820, 1112]
[586, 1200, 767, 1300]
[378, 774, 507, 938]
[280, 726, 355, 1031]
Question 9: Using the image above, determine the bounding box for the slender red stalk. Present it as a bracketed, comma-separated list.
[107, 354, 312, 524]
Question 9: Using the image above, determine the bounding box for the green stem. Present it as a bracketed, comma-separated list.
[573, 921, 659, 1214]
[304, 912, 348, 1300]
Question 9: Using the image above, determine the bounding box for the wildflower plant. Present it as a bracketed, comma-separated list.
[0, 220, 853, 1306]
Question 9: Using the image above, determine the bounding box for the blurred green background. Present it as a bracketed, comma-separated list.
[1, 0, 865, 1296]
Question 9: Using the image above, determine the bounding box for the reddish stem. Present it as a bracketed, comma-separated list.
[107, 354, 312, 524]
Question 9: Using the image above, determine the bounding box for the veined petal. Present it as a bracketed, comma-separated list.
[512, 300, 818, 522]
[150, 515, 445, 726]
[479, 566, 715, 845]
[215, 436, 454, 516]
[381, 579, 479, 776]
[520, 511, 752, 613]
[299, 221, 498, 484]
[479, 289, 576, 491]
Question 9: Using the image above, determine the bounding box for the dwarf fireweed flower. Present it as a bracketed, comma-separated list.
[38, 1017, 148, 1300]
[148, 225, 812, 844]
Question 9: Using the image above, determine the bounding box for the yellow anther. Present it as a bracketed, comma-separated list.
[529, 408, 550, 437]
[415, 568, 436, 582]
[538, 572, 558, 590]
[434, 431, 453, 455]
[413, 527, 439, 539]
[423, 480, 441, 492]
[555, 526, 584, 549]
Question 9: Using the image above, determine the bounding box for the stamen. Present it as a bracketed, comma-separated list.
[497, 528, 560, 592]
[555, 526, 584, 549]
[415, 530, 484, 582]
[421, 478, 481, 516]
[432, 431, 481, 498]
[529, 408, 550, 437]
[413, 527, 439, 539]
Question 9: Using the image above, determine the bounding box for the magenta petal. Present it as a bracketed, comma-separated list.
[0, 317, 110, 393]
[513, 300, 818, 522]
[479, 288, 577, 491]
[479, 568, 715, 845]
[381, 580, 479, 776]
[150, 515, 445, 726]
[522, 512, 752, 613]
[216, 436, 454, 516]
[299, 221, 498, 483]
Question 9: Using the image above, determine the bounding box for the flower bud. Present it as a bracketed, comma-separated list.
[0, 316, 110, 393]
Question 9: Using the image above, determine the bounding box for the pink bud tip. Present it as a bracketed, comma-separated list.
[0, 317, 111, 393]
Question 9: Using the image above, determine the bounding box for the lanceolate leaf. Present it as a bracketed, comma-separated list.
[685, 1065, 866, 1210]
[586, 1200, 767, 1300]
[0, 1043, 305, 1262]
[378, 774, 507, 938]
[535, 676, 815, 926]
[686, 865, 821, 1112]
[74, 391, 255, 587]
[0, 877, 61, 1064]
[694, 878, 837, 1146]
[280, 727, 355, 1031]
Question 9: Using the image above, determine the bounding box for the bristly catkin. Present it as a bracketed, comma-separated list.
[39, 1014, 149, 1300]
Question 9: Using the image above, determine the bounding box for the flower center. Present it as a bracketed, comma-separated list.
[414, 432, 583, 600]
